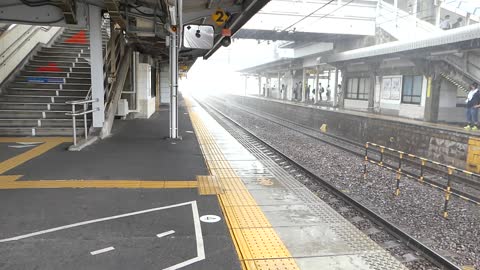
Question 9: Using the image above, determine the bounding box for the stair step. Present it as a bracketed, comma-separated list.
[0, 102, 73, 111]
[37, 51, 90, 57]
[0, 110, 74, 119]
[42, 47, 87, 53]
[0, 95, 83, 103]
[0, 127, 85, 136]
[24, 66, 91, 73]
[52, 43, 90, 48]
[15, 76, 90, 84]
[7, 89, 88, 97]
[28, 60, 90, 68]
[32, 55, 89, 63]
[20, 71, 91, 78]
[0, 118, 89, 127]
[9, 82, 91, 90]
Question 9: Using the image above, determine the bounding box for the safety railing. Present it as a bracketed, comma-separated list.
[66, 99, 99, 146]
[363, 142, 480, 218]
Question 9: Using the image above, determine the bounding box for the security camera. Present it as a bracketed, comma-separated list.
[221, 36, 231, 47]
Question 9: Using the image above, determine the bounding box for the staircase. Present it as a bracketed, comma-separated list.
[0, 27, 106, 136]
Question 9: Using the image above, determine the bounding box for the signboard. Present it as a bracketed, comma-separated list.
[381, 75, 402, 101]
[212, 9, 229, 26]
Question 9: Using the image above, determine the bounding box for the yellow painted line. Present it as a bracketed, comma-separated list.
[0, 180, 197, 189]
[0, 137, 72, 143]
[0, 175, 22, 182]
[185, 96, 300, 270]
[0, 140, 65, 174]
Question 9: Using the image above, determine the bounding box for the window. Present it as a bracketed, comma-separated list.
[402, 75, 423, 104]
[346, 77, 370, 100]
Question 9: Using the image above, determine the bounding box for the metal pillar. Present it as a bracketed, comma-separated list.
[301, 68, 306, 102]
[244, 76, 248, 96]
[89, 4, 104, 128]
[258, 74, 262, 96]
[314, 66, 319, 103]
[169, 32, 179, 139]
[277, 72, 281, 99]
[333, 68, 339, 107]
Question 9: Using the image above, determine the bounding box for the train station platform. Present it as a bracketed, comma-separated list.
[0, 94, 407, 269]
[228, 95, 479, 171]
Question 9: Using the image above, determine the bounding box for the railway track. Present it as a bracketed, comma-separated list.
[197, 97, 461, 270]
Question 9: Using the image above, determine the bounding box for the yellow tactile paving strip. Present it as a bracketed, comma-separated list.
[185, 97, 300, 270]
[197, 175, 223, 195]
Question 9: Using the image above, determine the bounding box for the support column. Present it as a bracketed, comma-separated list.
[89, 4, 104, 128]
[244, 76, 248, 96]
[424, 74, 441, 122]
[169, 32, 179, 139]
[314, 66, 319, 103]
[258, 74, 262, 96]
[277, 72, 281, 99]
[301, 68, 306, 102]
[339, 70, 347, 108]
[333, 68, 339, 107]
[435, 0, 442, 27]
[368, 70, 376, 112]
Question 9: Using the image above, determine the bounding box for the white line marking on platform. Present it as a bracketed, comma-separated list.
[17, 142, 42, 145]
[8, 145, 36, 149]
[164, 201, 205, 270]
[156, 230, 175, 238]
[0, 201, 194, 243]
[90, 246, 114, 255]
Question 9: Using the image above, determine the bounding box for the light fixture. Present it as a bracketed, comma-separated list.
[430, 49, 459, 56]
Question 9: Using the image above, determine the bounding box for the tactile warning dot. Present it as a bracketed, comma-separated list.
[250, 258, 300, 270]
[234, 228, 292, 259]
[362, 252, 408, 270]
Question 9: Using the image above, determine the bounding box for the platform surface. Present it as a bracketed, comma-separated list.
[251, 95, 477, 136]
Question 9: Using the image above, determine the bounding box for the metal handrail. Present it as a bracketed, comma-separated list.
[66, 98, 99, 146]
[0, 26, 53, 67]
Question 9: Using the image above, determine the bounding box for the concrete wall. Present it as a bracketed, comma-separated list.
[159, 63, 170, 104]
[228, 95, 470, 168]
[135, 61, 155, 118]
[0, 25, 61, 90]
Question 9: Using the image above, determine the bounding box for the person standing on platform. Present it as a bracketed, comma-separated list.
[318, 83, 324, 102]
[298, 81, 303, 101]
[465, 82, 480, 131]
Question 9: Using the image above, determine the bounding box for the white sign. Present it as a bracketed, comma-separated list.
[200, 215, 221, 223]
[381, 76, 402, 101]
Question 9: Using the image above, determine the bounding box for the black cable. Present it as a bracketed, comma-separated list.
[19, 0, 59, 7]
[2, 16, 64, 24]
[283, 0, 336, 31]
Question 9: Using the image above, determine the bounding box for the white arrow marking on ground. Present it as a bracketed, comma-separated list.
[8, 145, 36, 149]
[157, 230, 175, 238]
[90, 246, 115, 255]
